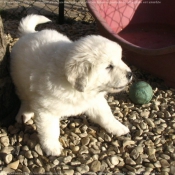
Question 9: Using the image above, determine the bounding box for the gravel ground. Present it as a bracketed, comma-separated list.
[0, 18, 175, 175]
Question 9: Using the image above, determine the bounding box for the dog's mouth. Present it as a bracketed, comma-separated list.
[106, 85, 126, 93]
[111, 78, 133, 91]
[112, 85, 126, 90]
[99, 79, 132, 93]
[109, 82, 131, 93]
[110, 86, 126, 92]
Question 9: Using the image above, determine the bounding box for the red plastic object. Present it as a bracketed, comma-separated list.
[86, 0, 175, 87]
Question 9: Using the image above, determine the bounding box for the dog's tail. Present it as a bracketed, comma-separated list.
[18, 14, 51, 37]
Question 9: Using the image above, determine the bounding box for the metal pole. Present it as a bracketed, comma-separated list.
[59, 0, 64, 24]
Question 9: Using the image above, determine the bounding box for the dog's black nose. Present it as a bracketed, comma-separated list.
[126, 71, 132, 80]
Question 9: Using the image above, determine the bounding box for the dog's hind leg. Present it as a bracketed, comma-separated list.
[35, 111, 62, 156]
[16, 102, 34, 123]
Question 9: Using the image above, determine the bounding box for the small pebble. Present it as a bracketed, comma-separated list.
[0, 136, 10, 147]
[71, 161, 81, 166]
[160, 159, 170, 168]
[7, 160, 19, 170]
[81, 136, 90, 146]
[4, 154, 12, 164]
[136, 156, 143, 164]
[125, 165, 136, 172]
[123, 140, 135, 148]
[130, 149, 139, 160]
[76, 164, 89, 174]
[154, 161, 161, 168]
[24, 151, 33, 159]
[79, 145, 89, 154]
[90, 160, 101, 172]
[63, 156, 72, 164]
[22, 165, 30, 173]
[53, 159, 59, 165]
[34, 144, 43, 156]
[0, 146, 14, 154]
[34, 158, 42, 167]
[110, 155, 119, 166]
[147, 148, 156, 156]
[2, 167, 14, 174]
[104, 134, 111, 142]
[170, 161, 175, 175]
[125, 157, 136, 165]
[33, 167, 45, 173]
[62, 169, 74, 175]
[72, 145, 80, 153]
[22, 145, 29, 151]
[145, 118, 155, 127]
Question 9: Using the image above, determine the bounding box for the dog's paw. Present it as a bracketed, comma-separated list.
[16, 112, 34, 123]
[115, 124, 129, 137]
[107, 123, 129, 136]
[41, 140, 63, 156]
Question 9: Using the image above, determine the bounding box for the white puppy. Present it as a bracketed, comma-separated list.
[10, 15, 132, 156]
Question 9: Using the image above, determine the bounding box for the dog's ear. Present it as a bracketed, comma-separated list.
[65, 60, 92, 92]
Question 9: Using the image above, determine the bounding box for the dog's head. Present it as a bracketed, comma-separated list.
[65, 35, 132, 93]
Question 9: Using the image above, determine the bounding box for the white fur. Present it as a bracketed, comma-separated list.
[10, 14, 132, 156]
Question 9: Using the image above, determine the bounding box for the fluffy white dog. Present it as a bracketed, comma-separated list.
[10, 14, 132, 156]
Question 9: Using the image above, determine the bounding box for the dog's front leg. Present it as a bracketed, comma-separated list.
[86, 97, 129, 136]
[35, 112, 62, 156]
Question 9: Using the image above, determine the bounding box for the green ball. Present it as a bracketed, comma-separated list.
[129, 81, 153, 104]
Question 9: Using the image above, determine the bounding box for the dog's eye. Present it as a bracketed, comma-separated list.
[106, 65, 114, 70]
